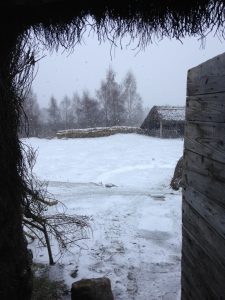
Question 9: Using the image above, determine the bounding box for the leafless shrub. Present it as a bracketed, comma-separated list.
[22, 145, 91, 265]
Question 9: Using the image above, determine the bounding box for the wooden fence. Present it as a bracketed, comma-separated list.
[182, 52, 225, 299]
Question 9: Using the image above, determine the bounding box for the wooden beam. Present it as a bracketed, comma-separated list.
[184, 121, 225, 164]
[187, 53, 225, 96]
[186, 93, 225, 123]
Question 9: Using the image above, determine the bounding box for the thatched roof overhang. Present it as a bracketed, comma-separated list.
[0, 1, 224, 47]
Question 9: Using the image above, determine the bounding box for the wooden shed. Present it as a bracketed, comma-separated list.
[141, 106, 185, 138]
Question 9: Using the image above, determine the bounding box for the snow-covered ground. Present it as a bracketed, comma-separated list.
[25, 134, 183, 300]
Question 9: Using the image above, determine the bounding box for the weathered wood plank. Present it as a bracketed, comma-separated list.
[182, 252, 217, 300]
[182, 269, 206, 300]
[182, 228, 225, 299]
[183, 167, 225, 207]
[187, 52, 225, 96]
[185, 138, 225, 164]
[182, 200, 225, 270]
[183, 52, 225, 300]
[184, 150, 225, 184]
[186, 93, 225, 123]
[184, 185, 225, 240]
[184, 121, 225, 163]
[188, 74, 225, 96]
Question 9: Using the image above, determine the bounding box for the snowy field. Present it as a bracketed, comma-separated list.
[25, 134, 183, 300]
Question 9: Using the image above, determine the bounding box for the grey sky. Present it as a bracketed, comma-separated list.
[32, 33, 224, 109]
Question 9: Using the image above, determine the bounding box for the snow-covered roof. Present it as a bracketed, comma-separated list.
[156, 106, 185, 121]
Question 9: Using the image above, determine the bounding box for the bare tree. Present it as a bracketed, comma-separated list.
[70, 93, 80, 127]
[97, 80, 109, 126]
[21, 89, 41, 137]
[47, 96, 60, 130]
[24, 69, 145, 136]
[59, 96, 74, 129]
[132, 99, 144, 126]
[122, 71, 144, 126]
[97, 67, 125, 126]
[76, 91, 102, 128]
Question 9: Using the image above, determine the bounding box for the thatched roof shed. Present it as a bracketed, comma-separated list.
[141, 106, 185, 138]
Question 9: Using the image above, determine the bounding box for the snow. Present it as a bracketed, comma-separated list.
[24, 133, 183, 299]
[157, 106, 185, 121]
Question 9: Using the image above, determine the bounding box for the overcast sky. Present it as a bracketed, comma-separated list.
[32, 32, 224, 109]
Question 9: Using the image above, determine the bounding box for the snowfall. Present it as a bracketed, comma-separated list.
[25, 133, 183, 300]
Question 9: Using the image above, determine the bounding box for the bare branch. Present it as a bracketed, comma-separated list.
[22, 145, 91, 265]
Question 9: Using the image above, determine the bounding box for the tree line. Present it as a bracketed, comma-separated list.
[21, 68, 145, 137]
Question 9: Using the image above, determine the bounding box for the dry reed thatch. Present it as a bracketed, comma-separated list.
[1, 1, 225, 52]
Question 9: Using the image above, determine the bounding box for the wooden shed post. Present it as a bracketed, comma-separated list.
[182, 52, 225, 299]
[160, 120, 163, 138]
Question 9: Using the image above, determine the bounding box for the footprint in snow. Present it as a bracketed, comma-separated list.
[105, 183, 117, 188]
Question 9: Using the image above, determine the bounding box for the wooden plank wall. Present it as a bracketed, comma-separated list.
[182, 52, 225, 299]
